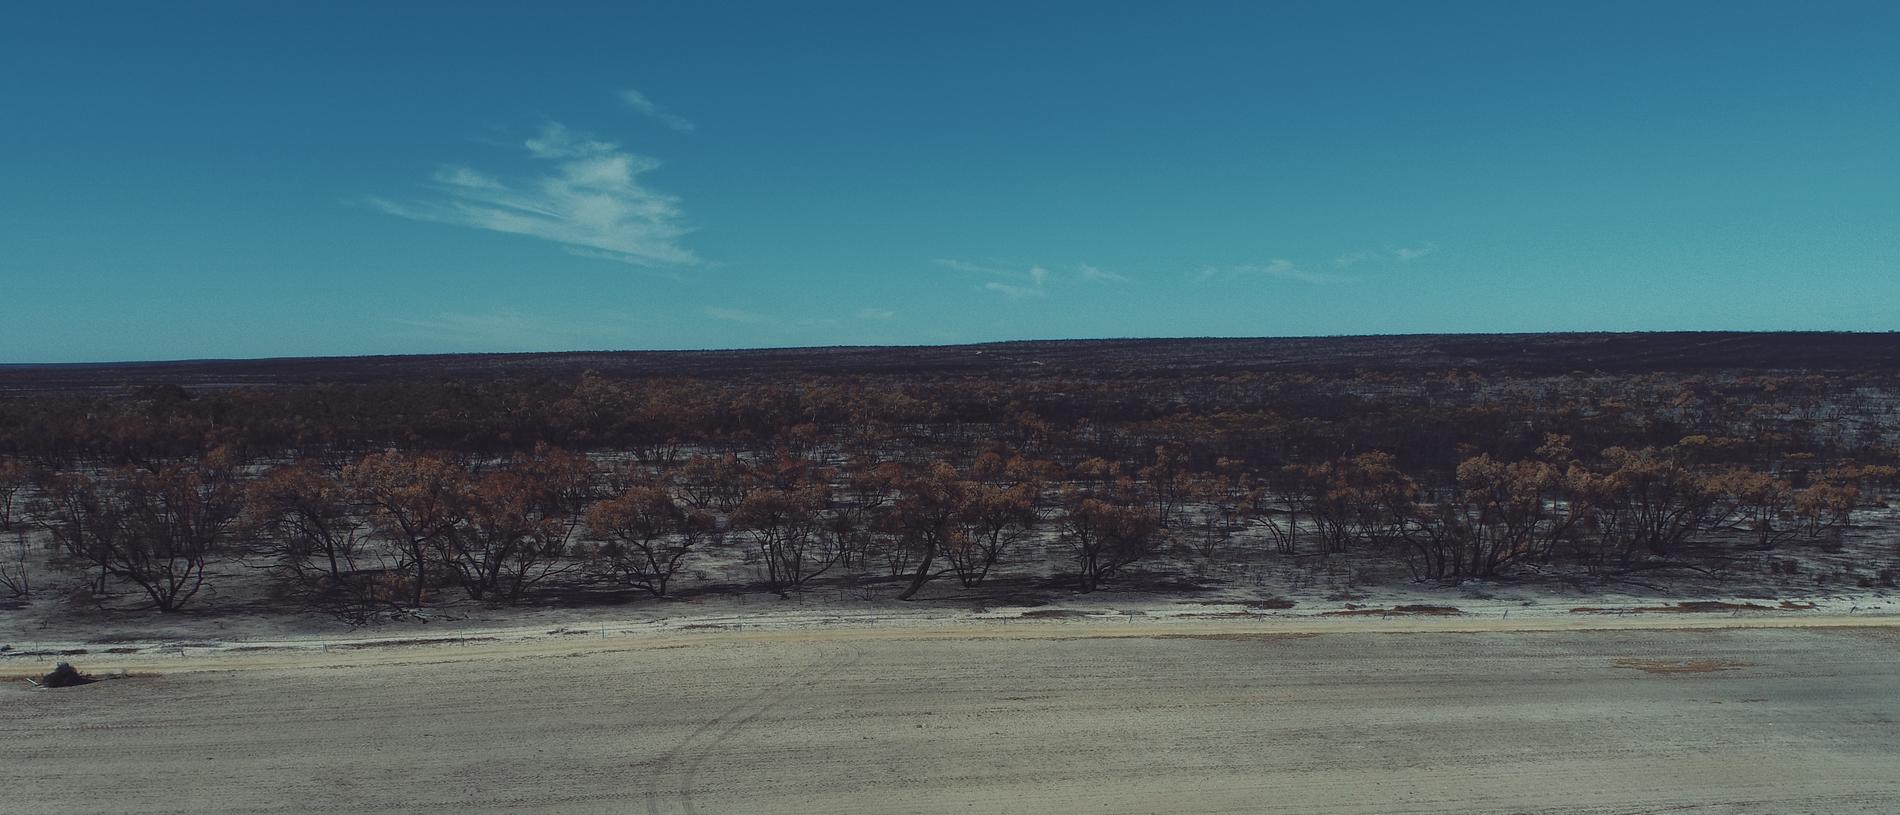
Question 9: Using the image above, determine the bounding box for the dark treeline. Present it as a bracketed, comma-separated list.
[0, 366, 1896, 619]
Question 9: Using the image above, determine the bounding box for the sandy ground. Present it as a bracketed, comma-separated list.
[4, 613, 1899, 814]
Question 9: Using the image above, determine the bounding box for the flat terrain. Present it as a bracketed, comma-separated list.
[5, 616, 1899, 814]
[6, 331, 1900, 391]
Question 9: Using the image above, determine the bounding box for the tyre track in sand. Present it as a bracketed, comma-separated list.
[641, 641, 864, 815]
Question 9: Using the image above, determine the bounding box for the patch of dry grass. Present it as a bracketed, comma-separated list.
[1613, 657, 1750, 674]
[329, 636, 499, 651]
[1020, 609, 1093, 619]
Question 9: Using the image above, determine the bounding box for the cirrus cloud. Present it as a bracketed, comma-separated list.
[371, 122, 699, 268]
[939, 258, 1129, 299]
[1196, 259, 1337, 285]
[618, 87, 696, 133]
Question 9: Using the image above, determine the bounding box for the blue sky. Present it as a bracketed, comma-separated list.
[3, 1, 1897, 363]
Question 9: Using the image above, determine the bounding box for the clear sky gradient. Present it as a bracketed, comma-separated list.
[4, 1, 1896, 362]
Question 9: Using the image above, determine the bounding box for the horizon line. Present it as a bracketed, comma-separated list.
[2, 329, 1897, 368]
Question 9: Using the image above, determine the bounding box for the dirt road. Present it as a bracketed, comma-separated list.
[6, 618, 1898, 814]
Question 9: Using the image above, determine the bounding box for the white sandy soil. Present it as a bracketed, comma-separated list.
[4, 609, 1899, 814]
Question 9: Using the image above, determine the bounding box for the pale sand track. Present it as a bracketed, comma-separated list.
[5, 616, 1898, 814]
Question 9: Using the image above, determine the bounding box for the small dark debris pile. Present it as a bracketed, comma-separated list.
[39, 662, 96, 688]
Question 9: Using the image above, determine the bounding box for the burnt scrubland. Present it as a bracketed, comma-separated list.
[0, 332, 1897, 623]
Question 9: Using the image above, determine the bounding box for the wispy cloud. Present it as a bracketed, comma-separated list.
[561, 246, 685, 278]
[1197, 259, 1338, 285]
[435, 166, 504, 189]
[982, 281, 1046, 299]
[618, 87, 695, 133]
[1333, 242, 1441, 267]
[702, 306, 890, 331]
[934, 258, 1010, 276]
[522, 122, 618, 159]
[372, 122, 698, 267]
[939, 259, 1127, 298]
[391, 309, 639, 349]
[1333, 250, 1374, 268]
[702, 306, 779, 326]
